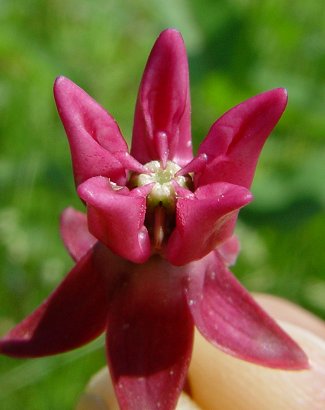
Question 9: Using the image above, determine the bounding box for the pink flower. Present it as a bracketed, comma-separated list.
[0, 29, 308, 410]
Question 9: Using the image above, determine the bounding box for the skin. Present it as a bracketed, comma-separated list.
[76, 294, 325, 410]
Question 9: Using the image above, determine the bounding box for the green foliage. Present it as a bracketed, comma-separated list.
[0, 0, 324, 408]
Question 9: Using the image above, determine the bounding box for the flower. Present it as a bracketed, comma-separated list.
[0, 29, 309, 410]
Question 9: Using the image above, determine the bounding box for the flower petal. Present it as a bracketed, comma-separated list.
[78, 176, 151, 264]
[185, 251, 309, 370]
[60, 207, 97, 261]
[217, 234, 240, 266]
[54, 76, 128, 186]
[166, 183, 252, 266]
[0, 244, 120, 358]
[106, 256, 194, 410]
[131, 29, 192, 166]
[196, 88, 288, 188]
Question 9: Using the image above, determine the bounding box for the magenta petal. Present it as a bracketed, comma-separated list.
[106, 257, 194, 410]
[78, 176, 151, 264]
[166, 183, 252, 266]
[196, 88, 288, 188]
[185, 251, 309, 370]
[0, 244, 119, 358]
[131, 29, 192, 166]
[60, 207, 97, 261]
[54, 76, 128, 186]
[217, 234, 240, 266]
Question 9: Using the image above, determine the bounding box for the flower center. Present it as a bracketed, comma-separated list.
[132, 160, 192, 211]
[130, 160, 193, 251]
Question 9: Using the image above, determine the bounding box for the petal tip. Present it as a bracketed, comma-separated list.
[284, 343, 310, 371]
[60, 205, 75, 218]
[227, 185, 254, 209]
[53, 75, 69, 92]
[281, 87, 288, 98]
[295, 355, 310, 371]
[158, 27, 183, 41]
[53, 76, 75, 103]
[277, 86, 288, 102]
[153, 28, 186, 56]
[243, 190, 254, 205]
[53, 76, 81, 102]
[267, 87, 288, 111]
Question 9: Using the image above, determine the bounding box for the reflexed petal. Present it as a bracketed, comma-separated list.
[78, 176, 151, 264]
[196, 89, 288, 188]
[131, 29, 192, 166]
[106, 256, 194, 410]
[0, 244, 121, 358]
[60, 207, 97, 261]
[166, 183, 252, 266]
[54, 76, 128, 186]
[185, 251, 309, 370]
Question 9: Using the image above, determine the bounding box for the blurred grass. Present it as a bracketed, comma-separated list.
[0, 0, 324, 408]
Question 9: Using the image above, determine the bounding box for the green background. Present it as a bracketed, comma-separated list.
[0, 0, 324, 408]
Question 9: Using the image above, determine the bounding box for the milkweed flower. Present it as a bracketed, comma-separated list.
[0, 29, 308, 410]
